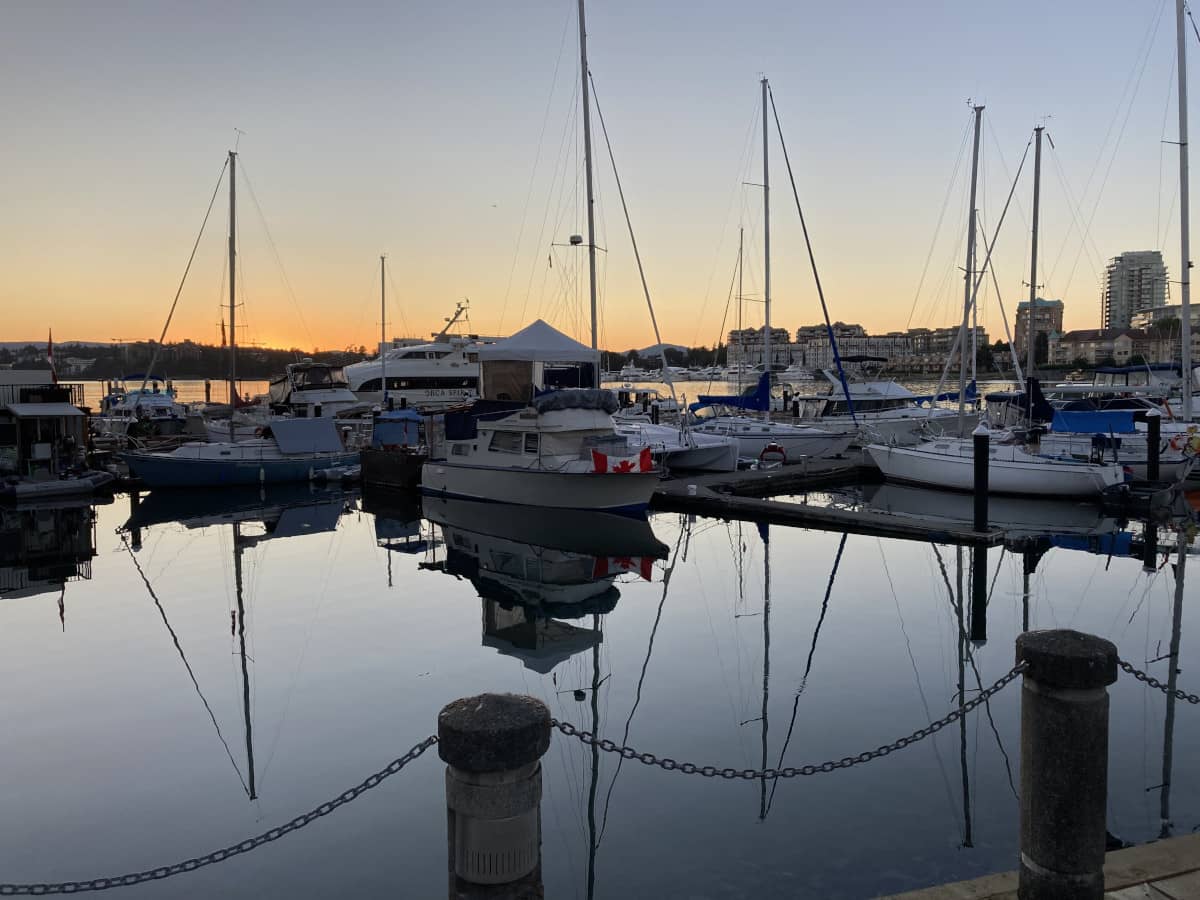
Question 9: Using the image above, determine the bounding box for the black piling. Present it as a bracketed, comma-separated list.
[1146, 410, 1161, 482]
[972, 423, 990, 533]
[1015, 630, 1118, 899]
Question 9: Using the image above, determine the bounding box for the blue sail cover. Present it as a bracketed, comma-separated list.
[1050, 410, 1136, 434]
[690, 372, 771, 413]
[910, 380, 978, 404]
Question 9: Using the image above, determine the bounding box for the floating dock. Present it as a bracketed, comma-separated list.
[882, 832, 1200, 898]
[653, 455, 1005, 546]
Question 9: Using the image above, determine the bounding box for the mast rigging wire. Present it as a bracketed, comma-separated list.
[768, 85, 856, 424]
[139, 157, 229, 398]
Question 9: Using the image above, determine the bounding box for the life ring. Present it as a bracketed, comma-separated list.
[759, 442, 787, 466]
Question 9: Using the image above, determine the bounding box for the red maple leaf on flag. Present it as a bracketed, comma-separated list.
[612, 459, 635, 473]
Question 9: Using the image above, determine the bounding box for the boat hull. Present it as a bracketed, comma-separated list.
[420, 460, 660, 514]
[123, 450, 361, 487]
[865, 440, 1124, 497]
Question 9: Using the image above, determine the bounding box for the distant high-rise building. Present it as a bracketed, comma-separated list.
[1102, 251, 1168, 328]
[1014, 297, 1064, 358]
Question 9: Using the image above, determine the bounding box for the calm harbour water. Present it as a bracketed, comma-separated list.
[1, 481, 1197, 898]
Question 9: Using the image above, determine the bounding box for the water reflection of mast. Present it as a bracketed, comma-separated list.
[1159, 528, 1187, 838]
[587, 612, 600, 900]
[956, 546, 972, 849]
[232, 521, 257, 801]
[766, 532, 846, 815]
[759, 523, 771, 821]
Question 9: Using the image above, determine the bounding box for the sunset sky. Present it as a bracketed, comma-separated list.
[0, 0, 1191, 352]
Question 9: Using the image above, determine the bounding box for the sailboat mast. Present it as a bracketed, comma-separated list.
[1026, 126, 1044, 380]
[959, 107, 984, 433]
[761, 77, 772, 423]
[1176, 0, 1193, 421]
[233, 522, 256, 800]
[578, 0, 599, 350]
[228, 150, 238, 434]
[737, 226, 744, 392]
[380, 255, 388, 408]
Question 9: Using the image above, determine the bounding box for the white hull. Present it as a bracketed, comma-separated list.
[421, 461, 659, 513]
[615, 423, 738, 472]
[695, 418, 853, 460]
[1037, 433, 1195, 483]
[866, 439, 1125, 497]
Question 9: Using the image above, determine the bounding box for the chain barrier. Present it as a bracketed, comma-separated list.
[0, 735, 438, 896]
[1119, 658, 1200, 705]
[553, 661, 1028, 780]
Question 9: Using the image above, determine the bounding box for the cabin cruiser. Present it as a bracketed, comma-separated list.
[420, 320, 661, 513]
[93, 375, 188, 437]
[268, 360, 364, 418]
[788, 369, 972, 445]
[344, 337, 479, 410]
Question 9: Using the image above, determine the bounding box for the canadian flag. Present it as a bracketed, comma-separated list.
[592, 556, 655, 581]
[591, 446, 653, 474]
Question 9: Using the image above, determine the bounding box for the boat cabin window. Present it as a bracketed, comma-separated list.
[451, 444, 470, 456]
[489, 431, 523, 453]
[524, 433, 539, 455]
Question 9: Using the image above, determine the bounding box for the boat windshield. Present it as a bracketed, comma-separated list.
[293, 366, 349, 389]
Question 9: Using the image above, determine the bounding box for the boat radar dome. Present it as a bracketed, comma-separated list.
[569, 234, 583, 245]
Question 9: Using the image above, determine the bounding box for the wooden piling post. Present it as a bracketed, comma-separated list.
[1146, 409, 1161, 482]
[972, 422, 990, 533]
[439, 693, 550, 898]
[1016, 630, 1118, 899]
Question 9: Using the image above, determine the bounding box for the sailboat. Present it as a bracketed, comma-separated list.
[866, 107, 1125, 497]
[690, 79, 853, 462]
[123, 151, 360, 487]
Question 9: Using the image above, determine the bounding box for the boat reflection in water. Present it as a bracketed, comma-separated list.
[421, 496, 668, 671]
[119, 484, 359, 802]
[0, 497, 102, 628]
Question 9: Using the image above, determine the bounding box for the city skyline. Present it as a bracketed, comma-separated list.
[1, 0, 1192, 352]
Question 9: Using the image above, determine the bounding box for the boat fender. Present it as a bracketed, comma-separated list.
[759, 442, 787, 466]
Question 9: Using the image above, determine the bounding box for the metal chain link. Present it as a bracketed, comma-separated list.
[1119, 658, 1200, 705]
[553, 662, 1028, 780]
[0, 735, 439, 896]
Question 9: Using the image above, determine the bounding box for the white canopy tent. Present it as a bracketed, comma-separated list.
[478, 320, 600, 400]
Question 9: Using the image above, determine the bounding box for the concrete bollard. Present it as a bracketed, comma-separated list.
[1146, 409, 1161, 482]
[972, 422, 990, 532]
[1015, 630, 1118, 900]
[439, 693, 550, 898]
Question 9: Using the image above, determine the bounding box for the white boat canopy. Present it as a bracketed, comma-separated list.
[478, 320, 599, 365]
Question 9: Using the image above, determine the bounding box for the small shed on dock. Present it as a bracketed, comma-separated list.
[0, 401, 86, 480]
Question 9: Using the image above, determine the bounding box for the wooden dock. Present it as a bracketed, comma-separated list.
[652, 455, 1005, 546]
[881, 832, 1200, 898]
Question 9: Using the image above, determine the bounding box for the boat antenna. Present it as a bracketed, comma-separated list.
[578, 0, 599, 350]
[768, 85, 856, 424]
[958, 106, 984, 437]
[762, 77, 772, 424]
[737, 226, 744, 394]
[380, 255, 388, 409]
[1176, 0, 1193, 421]
[1025, 126, 1044, 381]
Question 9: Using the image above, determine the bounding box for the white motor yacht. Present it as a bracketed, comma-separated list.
[93, 376, 188, 437]
[420, 321, 661, 514]
[345, 337, 479, 410]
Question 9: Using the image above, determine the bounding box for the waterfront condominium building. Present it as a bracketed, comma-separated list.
[1101, 251, 1168, 329]
[1014, 297, 1065, 358]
